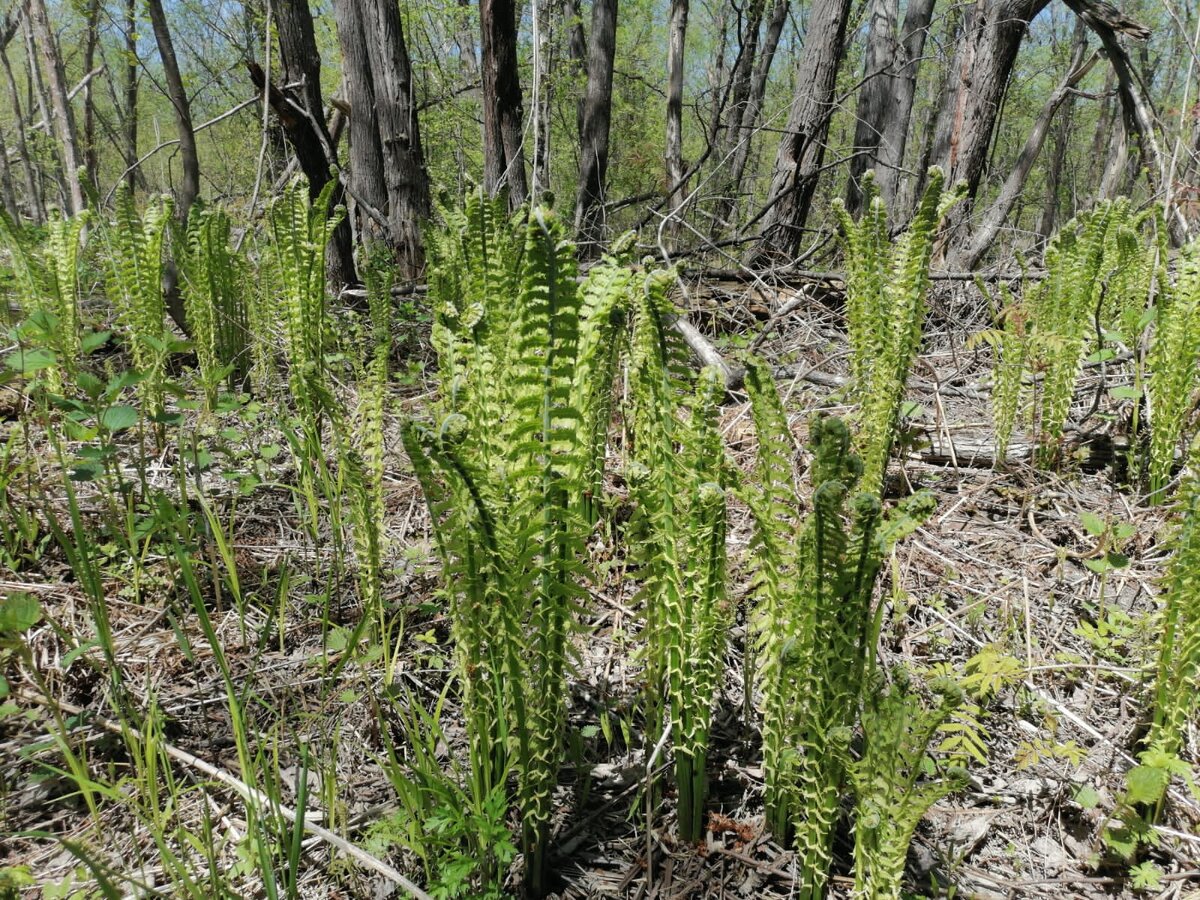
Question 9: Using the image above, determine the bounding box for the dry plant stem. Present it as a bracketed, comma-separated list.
[16, 688, 435, 900]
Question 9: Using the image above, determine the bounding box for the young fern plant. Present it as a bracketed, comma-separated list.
[1104, 439, 1200, 857]
[834, 168, 963, 496]
[342, 254, 393, 676]
[850, 670, 968, 900]
[0, 209, 88, 392]
[1146, 245, 1200, 501]
[405, 206, 598, 897]
[984, 200, 1156, 466]
[105, 188, 174, 422]
[1146, 438, 1200, 774]
[265, 179, 343, 437]
[180, 204, 250, 407]
[628, 354, 732, 841]
[743, 360, 936, 898]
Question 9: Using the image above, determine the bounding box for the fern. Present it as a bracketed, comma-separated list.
[1147, 245, 1200, 501]
[743, 365, 938, 896]
[407, 206, 591, 897]
[265, 180, 342, 442]
[0, 209, 87, 391]
[995, 200, 1157, 466]
[851, 671, 967, 900]
[834, 168, 962, 496]
[1148, 439, 1200, 759]
[105, 188, 173, 419]
[180, 204, 250, 407]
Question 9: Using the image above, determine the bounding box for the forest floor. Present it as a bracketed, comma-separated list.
[2, 276, 1199, 899]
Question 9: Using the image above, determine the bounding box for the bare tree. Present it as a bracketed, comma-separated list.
[951, 32, 1098, 268]
[480, 0, 528, 206]
[81, 0, 100, 191]
[123, 0, 138, 194]
[334, 0, 431, 277]
[846, 0, 936, 215]
[749, 0, 853, 263]
[574, 0, 617, 255]
[0, 38, 42, 222]
[271, 0, 356, 287]
[146, 0, 200, 226]
[27, 0, 85, 215]
[711, 0, 787, 233]
[664, 0, 688, 227]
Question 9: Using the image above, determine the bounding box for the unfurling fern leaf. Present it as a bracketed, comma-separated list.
[851, 672, 968, 900]
[834, 167, 963, 496]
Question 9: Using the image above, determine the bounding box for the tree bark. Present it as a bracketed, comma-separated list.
[360, 0, 431, 276]
[479, 0, 528, 207]
[333, 0, 431, 277]
[146, 0, 200, 226]
[664, 0, 689, 229]
[951, 39, 1097, 269]
[82, 0, 100, 192]
[335, 0, 387, 247]
[711, 0, 787, 233]
[146, 0, 199, 330]
[123, 0, 138, 194]
[0, 124, 18, 219]
[565, 0, 587, 136]
[574, 0, 617, 256]
[1, 44, 42, 222]
[1061, 0, 1189, 244]
[27, 0, 85, 216]
[274, 0, 357, 287]
[531, 0, 555, 200]
[847, 0, 935, 215]
[749, 0, 853, 263]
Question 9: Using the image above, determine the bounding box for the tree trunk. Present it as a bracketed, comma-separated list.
[146, 0, 200, 226]
[82, 0, 100, 192]
[334, 0, 431, 277]
[749, 0, 853, 264]
[335, 0, 388, 247]
[951, 39, 1097, 269]
[1, 44, 42, 222]
[479, 0, 528, 207]
[360, 0, 431, 276]
[565, 0, 587, 135]
[274, 0, 357, 287]
[664, 0, 689, 229]
[917, 0, 1048, 250]
[847, 0, 935, 215]
[712, 0, 787, 233]
[27, 0, 85, 216]
[0, 125, 17, 219]
[846, 0, 898, 214]
[531, 0, 555, 200]
[574, 0, 617, 256]
[146, 0, 199, 330]
[1061, 0, 1189, 244]
[1035, 81, 1076, 244]
[123, 0, 138, 194]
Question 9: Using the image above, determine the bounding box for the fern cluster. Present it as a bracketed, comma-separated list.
[406, 204, 598, 896]
[834, 168, 962, 496]
[1148, 439, 1200, 760]
[104, 188, 173, 419]
[851, 671, 967, 900]
[987, 200, 1157, 465]
[1146, 244, 1200, 500]
[743, 360, 938, 897]
[180, 205, 250, 407]
[265, 180, 342, 434]
[0, 209, 87, 392]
